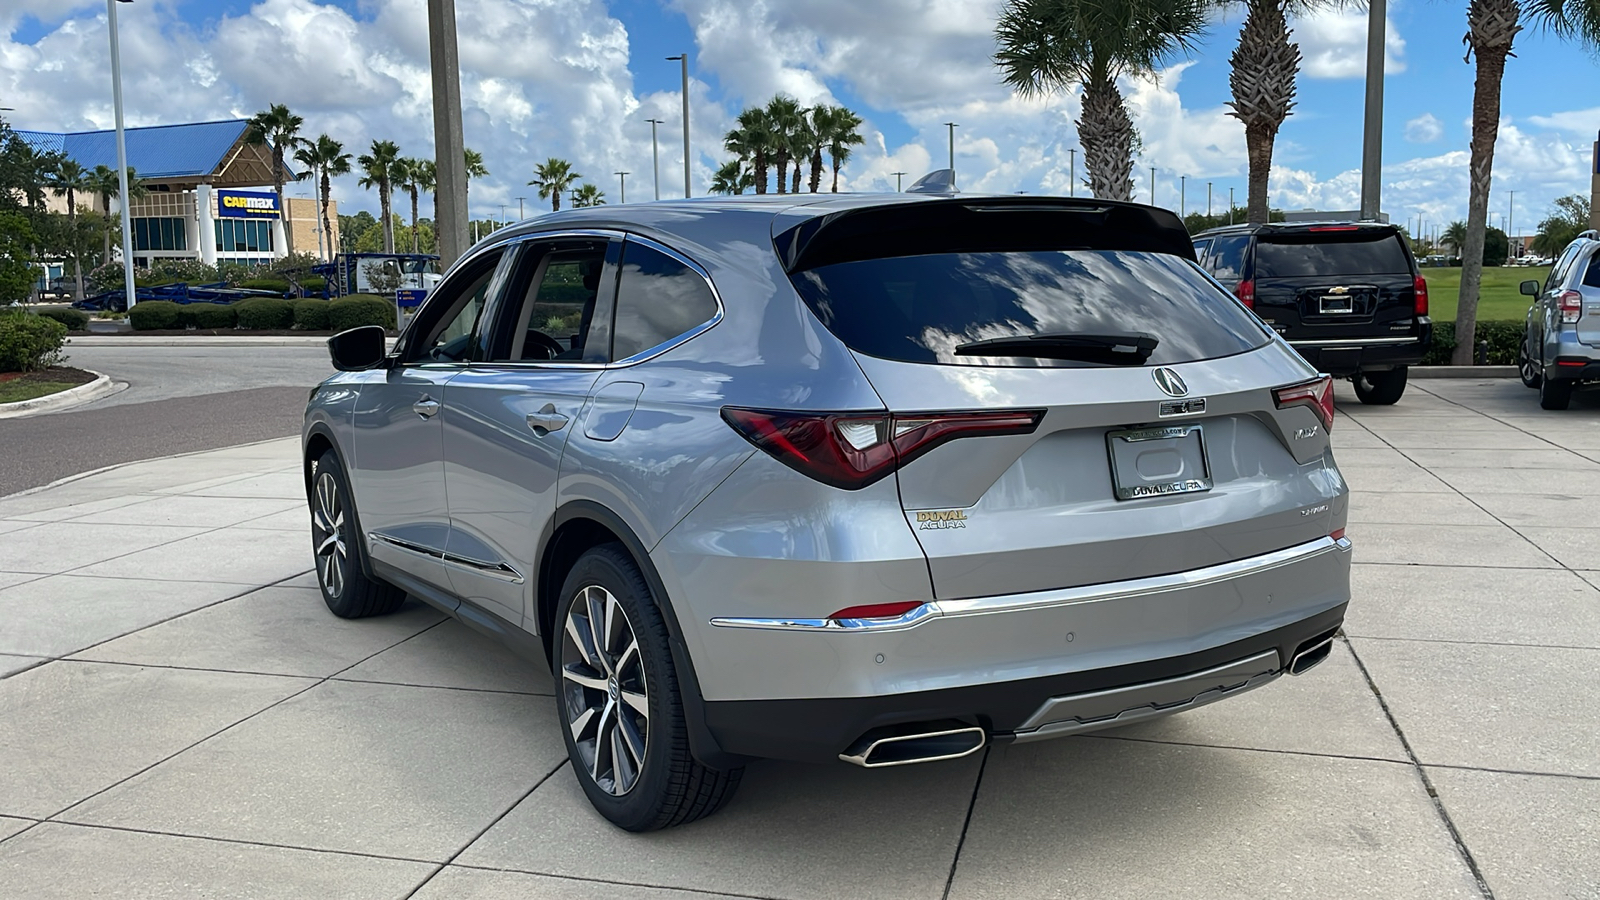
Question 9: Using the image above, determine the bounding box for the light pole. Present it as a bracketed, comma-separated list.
[498, 204, 506, 228]
[1149, 167, 1156, 207]
[1508, 190, 1516, 261]
[666, 55, 690, 197]
[1068, 148, 1075, 197]
[427, 0, 469, 265]
[616, 171, 629, 204]
[1180, 175, 1187, 218]
[1229, 187, 1236, 224]
[515, 197, 525, 220]
[891, 171, 907, 191]
[1207, 182, 1213, 218]
[944, 122, 958, 184]
[1358, 0, 1386, 221]
[107, 0, 137, 308]
[646, 117, 663, 200]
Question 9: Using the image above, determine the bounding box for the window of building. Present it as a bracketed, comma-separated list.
[132, 217, 188, 252]
[215, 220, 274, 253]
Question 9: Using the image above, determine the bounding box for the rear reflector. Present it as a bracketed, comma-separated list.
[1308, 225, 1360, 232]
[1557, 358, 1588, 367]
[1273, 375, 1335, 431]
[828, 602, 924, 621]
[1413, 275, 1429, 317]
[1235, 279, 1255, 310]
[1331, 528, 1346, 541]
[722, 407, 1045, 490]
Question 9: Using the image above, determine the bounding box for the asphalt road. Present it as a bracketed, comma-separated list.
[3, 346, 334, 497]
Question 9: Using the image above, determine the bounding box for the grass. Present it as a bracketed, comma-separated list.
[1421, 265, 1547, 323]
[0, 380, 78, 404]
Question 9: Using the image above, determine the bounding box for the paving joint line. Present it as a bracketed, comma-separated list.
[1083, 732, 1413, 767]
[329, 676, 555, 698]
[13, 819, 442, 867]
[446, 862, 798, 900]
[1342, 633, 1600, 652]
[939, 743, 990, 900]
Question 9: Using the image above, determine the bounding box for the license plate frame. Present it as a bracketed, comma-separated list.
[1105, 425, 1213, 501]
[1318, 294, 1355, 314]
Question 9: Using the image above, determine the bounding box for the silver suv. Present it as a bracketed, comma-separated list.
[303, 192, 1352, 831]
[1519, 230, 1600, 409]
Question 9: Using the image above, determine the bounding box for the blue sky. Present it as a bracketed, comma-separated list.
[3, 0, 1598, 239]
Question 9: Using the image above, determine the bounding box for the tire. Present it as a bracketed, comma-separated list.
[309, 450, 406, 618]
[1353, 366, 1408, 405]
[1540, 376, 1574, 410]
[1519, 335, 1543, 389]
[553, 543, 743, 831]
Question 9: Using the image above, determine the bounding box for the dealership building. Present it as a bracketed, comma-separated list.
[20, 118, 338, 269]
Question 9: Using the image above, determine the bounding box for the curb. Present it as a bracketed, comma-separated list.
[0, 372, 125, 419]
[1, 433, 299, 500]
[70, 335, 334, 347]
[1410, 366, 1517, 379]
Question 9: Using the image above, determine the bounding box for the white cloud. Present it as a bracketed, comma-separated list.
[1294, 8, 1406, 79]
[1405, 112, 1443, 143]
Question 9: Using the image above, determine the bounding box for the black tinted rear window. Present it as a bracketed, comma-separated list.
[790, 250, 1270, 368]
[1255, 233, 1410, 278]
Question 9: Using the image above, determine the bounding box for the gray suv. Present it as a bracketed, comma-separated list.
[1519, 230, 1600, 409]
[303, 193, 1352, 831]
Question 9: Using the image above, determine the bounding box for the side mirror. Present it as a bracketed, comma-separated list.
[328, 325, 388, 371]
[1520, 280, 1541, 297]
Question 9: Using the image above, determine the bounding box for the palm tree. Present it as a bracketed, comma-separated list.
[789, 107, 821, 193]
[394, 158, 429, 253]
[1453, 0, 1600, 364]
[764, 96, 805, 194]
[819, 105, 865, 193]
[709, 160, 756, 195]
[530, 158, 582, 212]
[571, 183, 607, 208]
[357, 139, 401, 253]
[463, 147, 488, 220]
[1226, 0, 1328, 225]
[45, 158, 91, 300]
[1442, 220, 1468, 257]
[85, 164, 144, 264]
[245, 103, 306, 251]
[996, 0, 1211, 201]
[293, 135, 351, 262]
[724, 108, 774, 194]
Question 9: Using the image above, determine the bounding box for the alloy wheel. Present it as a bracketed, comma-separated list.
[1520, 340, 1541, 387]
[312, 471, 347, 598]
[560, 584, 650, 795]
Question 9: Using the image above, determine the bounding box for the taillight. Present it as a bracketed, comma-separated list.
[1235, 279, 1255, 310]
[1273, 375, 1335, 431]
[1413, 275, 1429, 317]
[1560, 290, 1583, 324]
[721, 407, 1045, 490]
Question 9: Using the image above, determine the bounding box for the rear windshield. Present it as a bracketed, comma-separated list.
[790, 250, 1271, 368]
[1255, 233, 1410, 278]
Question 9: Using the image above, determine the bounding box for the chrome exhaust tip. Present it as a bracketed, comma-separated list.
[839, 721, 987, 768]
[1289, 631, 1337, 675]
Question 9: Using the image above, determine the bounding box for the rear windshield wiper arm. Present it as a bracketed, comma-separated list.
[954, 332, 1159, 365]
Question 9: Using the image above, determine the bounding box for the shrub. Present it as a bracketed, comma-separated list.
[234, 297, 296, 330]
[35, 307, 89, 331]
[190, 303, 237, 329]
[1420, 320, 1524, 366]
[329, 294, 397, 332]
[239, 277, 292, 294]
[0, 312, 68, 372]
[293, 298, 331, 331]
[128, 300, 183, 331]
[300, 275, 327, 293]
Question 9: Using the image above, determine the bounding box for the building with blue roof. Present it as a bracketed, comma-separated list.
[20, 119, 338, 270]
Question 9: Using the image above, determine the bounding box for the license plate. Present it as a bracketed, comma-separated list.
[1319, 294, 1355, 314]
[1106, 425, 1213, 501]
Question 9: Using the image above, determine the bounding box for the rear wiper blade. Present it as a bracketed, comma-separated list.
[954, 332, 1159, 365]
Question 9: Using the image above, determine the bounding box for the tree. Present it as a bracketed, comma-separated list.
[45, 157, 91, 301]
[764, 96, 805, 195]
[294, 135, 351, 262]
[338, 211, 377, 255]
[1454, 0, 1600, 364]
[724, 108, 774, 194]
[85, 164, 144, 264]
[1443, 220, 1468, 257]
[1531, 194, 1591, 257]
[245, 103, 306, 252]
[530, 158, 581, 212]
[996, 0, 1210, 200]
[357, 140, 401, 254]
[571, 183, 606, 207]
[415, 159, 437, 226]
[463, 147, 488, 220]
[709, 160, 755, 195]
[394, 158, 429, 253]
[1483, 226, 1510, 267]
[789, 106, 820, 194]
[818, 105, 865, 193]
[0, 210, 36, 304]
[1226, 0, 1328, 225]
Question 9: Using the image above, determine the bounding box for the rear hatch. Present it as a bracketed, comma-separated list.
[1250, 225, 1421, 343]
[782, 200, 1344, 601]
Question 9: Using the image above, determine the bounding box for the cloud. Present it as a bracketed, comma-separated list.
[1405, 112, 1443, 143]
[1294, 8, 1406, 79]
[1526, 107, 1600, 136]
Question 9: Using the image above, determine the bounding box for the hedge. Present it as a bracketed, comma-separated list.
[239, 277, 292, 294]
[293, 298, 331, 331]
[0, 312, 68, 372]
[1420, 320, 1523, 366]
[235, 297, 296, 330]
[189, 304, 238, 329]
[129, 300, 183, 331]
[34, 307, 89, 332]
[329, 294, 396, 332]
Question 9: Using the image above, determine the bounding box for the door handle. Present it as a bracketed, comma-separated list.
[527, 403, 569, 435]
[413, 396, 441, 419]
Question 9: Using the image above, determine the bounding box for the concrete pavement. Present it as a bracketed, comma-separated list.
[1, 379, 1597, 898]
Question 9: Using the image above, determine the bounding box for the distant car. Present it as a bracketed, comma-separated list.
[1518, 230, 1600, 409]
[1192, 222, 1432, 404]
[39, 277, 75, 301]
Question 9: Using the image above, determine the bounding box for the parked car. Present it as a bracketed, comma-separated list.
[1518, 230, 1600, 409]
[1191, 222, 1432, 404]
[304, 192, 1352, 830]
[39, 276, 76, 301]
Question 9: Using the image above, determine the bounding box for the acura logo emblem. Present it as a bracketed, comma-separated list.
[1152, 368, 1188, 397]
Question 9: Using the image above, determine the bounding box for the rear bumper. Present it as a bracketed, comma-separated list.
[1288, 323, 1431, 375]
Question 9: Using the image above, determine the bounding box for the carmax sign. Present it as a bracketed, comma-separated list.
[217, 189, 280, 219]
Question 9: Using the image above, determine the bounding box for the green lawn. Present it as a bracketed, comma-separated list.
[1422, 266, 1546, 323]
[0, 380, 77, 404]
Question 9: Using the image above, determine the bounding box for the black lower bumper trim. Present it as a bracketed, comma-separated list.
[701, 603, 1347, 764]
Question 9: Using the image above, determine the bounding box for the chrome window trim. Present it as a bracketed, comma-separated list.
[709, 535, 1349, 634]
[1286, 337, 1419, 347]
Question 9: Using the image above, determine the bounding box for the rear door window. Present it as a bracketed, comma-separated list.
[789, 250, 1270, 369]
[1255, 233, 1410, 278]
[1206, 235, 1249, 282]
[611, 240, 720, 361]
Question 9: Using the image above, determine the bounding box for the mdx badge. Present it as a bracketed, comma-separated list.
[1152, 367, 1188, 397]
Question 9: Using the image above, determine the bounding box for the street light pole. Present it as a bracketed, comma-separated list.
[944, 122, 958, 185]
[1207, 181, 1213, 218]
[108, 0, 137, 309]
[891, 171, 907, 192]
[427, 0, 469, 266]
[515, 197, 525, 220]
[1068, 148, 1075, 197]
[1229, 187, 1236, 224]
[1508, 190, 1516, 261]
[616, 171, 629, 204]
[1181, 175, 1187, 218]
[646, 118, 663, 201]
[666, 55, 690, 197]
[1149, 167, 1156, 207]
[1358, 0, 1386, 221]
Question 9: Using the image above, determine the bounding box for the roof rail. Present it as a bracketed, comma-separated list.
[1579, 229, 1599, 241]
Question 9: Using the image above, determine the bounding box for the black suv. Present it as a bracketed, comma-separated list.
[1192, 222, 1432, 404]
